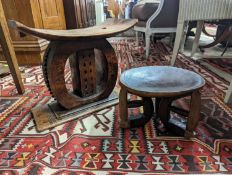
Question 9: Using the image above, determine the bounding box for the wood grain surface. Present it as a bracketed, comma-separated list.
[120, 66, 205, 97]
[9, 18, 138, 40]
[0, 1, 24, 94]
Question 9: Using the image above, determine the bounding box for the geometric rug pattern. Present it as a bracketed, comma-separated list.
[0, 37, 232, 174]
[200, 57, 232, 75]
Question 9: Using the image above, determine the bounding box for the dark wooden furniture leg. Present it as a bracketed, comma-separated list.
[185, 90, 201, 139]
[155, 91, 201, 139]
[156, 93, 201, 139]
[0, 1, 24, 94]
[119, 87, 154, 128]
[119, 86, 129, 128]
[157, 98, 173, 125]
[200, 26, 232, 49]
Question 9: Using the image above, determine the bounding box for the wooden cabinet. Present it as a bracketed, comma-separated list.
[0, 0, 66, 65]
[37, 0, 66, 29]
[63, 0, 96, 29]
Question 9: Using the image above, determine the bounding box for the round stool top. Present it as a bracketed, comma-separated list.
[120, 66, 205, 97]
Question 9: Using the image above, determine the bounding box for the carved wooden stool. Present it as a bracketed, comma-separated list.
[10, 19, 137, 131]
[119, 66, 205, 138]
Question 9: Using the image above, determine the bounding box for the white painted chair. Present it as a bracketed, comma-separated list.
[171, 0, 232, 103]
[132, 0, 179, 58]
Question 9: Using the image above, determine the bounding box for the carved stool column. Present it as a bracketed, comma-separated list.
[43, 39, 118, 109]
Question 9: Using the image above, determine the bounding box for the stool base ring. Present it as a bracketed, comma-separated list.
[120, 97, 154, 128]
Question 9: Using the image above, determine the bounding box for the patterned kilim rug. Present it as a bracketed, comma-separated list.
[200, 58, 232, 75]
[0, 37, 232, 175]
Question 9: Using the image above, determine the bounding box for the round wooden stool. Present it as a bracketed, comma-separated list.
[119, 66, 205, 138]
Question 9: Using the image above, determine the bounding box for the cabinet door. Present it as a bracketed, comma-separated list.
[38, 0, 66, 29]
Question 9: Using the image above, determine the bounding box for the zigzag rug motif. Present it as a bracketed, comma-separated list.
[200, 58, 232, 76]
[0, 38, 232, 174]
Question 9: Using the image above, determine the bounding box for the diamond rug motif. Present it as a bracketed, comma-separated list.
[0, 38, 232, 174]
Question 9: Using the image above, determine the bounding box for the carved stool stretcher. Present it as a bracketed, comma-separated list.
[10, 19, 137, 131]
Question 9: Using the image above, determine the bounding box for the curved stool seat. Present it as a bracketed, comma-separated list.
[9, 19, 137, 40]
[119, 66, 205, 138]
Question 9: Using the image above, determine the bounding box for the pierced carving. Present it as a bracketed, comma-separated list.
[43, 39, 118, 109]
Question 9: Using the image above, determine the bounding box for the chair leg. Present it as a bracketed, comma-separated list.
[135, 31, 139, 46]
[180, 21, 189, 52]
[191, 20, 204, 57]
[145, 33, 150, 58]
[171, 22, 185, 66]
[0, 1, 24, 94]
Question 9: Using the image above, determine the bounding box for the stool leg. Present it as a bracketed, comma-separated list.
[119, 86, 129, 128]
[129, 97, 154, 128]
[155, 98, 161, 116]
[157, 98, 173, 125]
[143, 97, 154, 116]
[185, 90, 201, 139]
